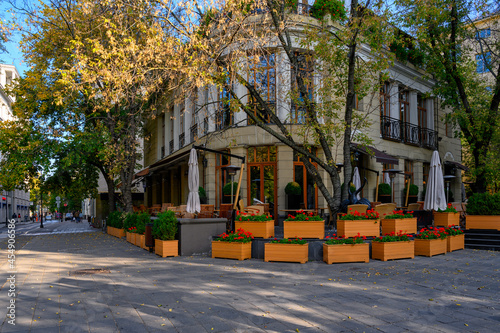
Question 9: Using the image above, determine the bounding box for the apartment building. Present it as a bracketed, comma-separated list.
[0, 64, 30, 221]
[139, 4, 463, 220]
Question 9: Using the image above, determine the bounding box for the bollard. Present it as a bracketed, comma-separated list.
[145, 223, 154, 252]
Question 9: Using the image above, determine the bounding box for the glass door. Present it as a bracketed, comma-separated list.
[248, 164, 276, 222]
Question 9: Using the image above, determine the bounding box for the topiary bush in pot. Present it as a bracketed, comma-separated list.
[153, 211, 178, 240]
[467, 193, 500, 215]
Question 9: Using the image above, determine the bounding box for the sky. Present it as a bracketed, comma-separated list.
[0, 1, 30, 76]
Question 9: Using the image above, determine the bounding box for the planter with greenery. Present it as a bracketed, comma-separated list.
[153, 210, 179, 257]
[107, 211, 125, 238]
[211, 228, 253, 260]
[378, 183, 392, 203]
[434, 203, 460, 227]
[234, 211, 274, 238]
[283, 210, 324, 239]
[414, 227, 447, 257]
[285, 181, 302, 210]
[403, 184, 419, 204]
[337, 209, 380, 238]
[124, 213, 138, 244]
[222, 182, 239, 203]
[466, 193, 500, 231]
[445, 226, 464, 252]
[381, 210, 417, 235]
[310, 0, 347, 22]
[323, 234, 369, 264]
[264, 238, 308, 264]
[371, 232, 414, 261]
[135, 212, 150, 249]
[199, 186, 207, 204]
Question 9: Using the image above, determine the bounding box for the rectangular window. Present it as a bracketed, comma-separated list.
[248, 53, 276, 124]
[417, 95, 427, 129]
[248, 146, 277, 163]
[399, 87, 409, 123]
[476, 28, 491, 39]
[291, 52, 314, 124]
[216, 84, 233, 130]
[476, 52, 491, 73]
[423, 162, 430, 188]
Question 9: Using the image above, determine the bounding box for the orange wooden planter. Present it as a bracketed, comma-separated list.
[371, 241, 414, 261]
[337, 220, 380, 238]
[447, 234, 465, 252]
[434, 212, 460, 227]
[466, 216, 500, 231]
[211, 241, 252, 260]
[126, 231, 133, 243]
[135, 234, 145, 249]
[283, 221, 324, 239]
[414, 238, 447, 257]
[264, 243, 308, 263]
[381, 218, 417, 235]
[155, 239, 178, 257]
[235, 220, 274, 238]
[323, 243, 369, 264]
[116, 228, 125, 238]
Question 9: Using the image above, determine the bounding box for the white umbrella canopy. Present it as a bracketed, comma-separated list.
[423, 151, 447, 211]
[353, 167, 361, 200]
[186, 148, 201, 214]
[384, 172, 391, 185]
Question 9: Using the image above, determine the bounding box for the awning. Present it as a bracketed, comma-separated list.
[444, 161, 469, 171]
[351, 143, 399, 165]
[149, 148, 191, 171]
[134, 167, 150, 178]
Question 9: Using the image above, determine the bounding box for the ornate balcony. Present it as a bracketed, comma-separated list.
[380, 115, 437, 150]
[179, 133, 185, 148]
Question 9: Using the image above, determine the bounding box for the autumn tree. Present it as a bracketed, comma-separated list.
[394, 0, 500, 193]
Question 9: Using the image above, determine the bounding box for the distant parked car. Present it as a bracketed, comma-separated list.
[46, 215, 52, 220]
[65, 213, 73, 221]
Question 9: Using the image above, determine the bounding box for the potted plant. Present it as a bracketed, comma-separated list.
[445, 225, 464, 252]
[285, 181, 302, 210]
[152, 210, 179, 257]
[414, 227, 448, 257]
[466, 193, 500, 231]
[310, 0, 347, 22]
[124, 212, 138, 244]
[323, 234, 369, 264]
[222, 182, 239, 204]
[283, 210, 324, 239]
[337, 209, 380, 238]
[371, 232, 414, 261]
[434, 203, 460, 227]
[264, 238, 308, 264]
[106, 211, 125, 238]
[199, 186, 208, 205]
[403, 184, 419, 204]
[378, 183, 392, 203]
[234, 211, 274, 238]
[381, 210, 417, 235]
[135, 212, 150, 249]
[212, 228, 253, 260]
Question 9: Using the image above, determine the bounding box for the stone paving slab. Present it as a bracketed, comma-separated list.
[0, 232, 499, 332]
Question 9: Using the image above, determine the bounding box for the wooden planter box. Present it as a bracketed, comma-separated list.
[126, 231, 134, 244]
[235, 220, 274, 238]
[447, 234, 465, 252]
[466, 215, 500, 231]
[337, 220, 380, 238]
[155, 239, 178, 257]
[264, 243, 309, 263]
[323, 243, 369, 264]
[211, 241, 252, 260]
[414, 238, 447, 257]
[371, 241, 414, 261]
[107, 227, 125, 238]
[135, 234, 145, 248]
[381, 218, 417, 235]
[283, 221, 324, 239]
[434, 212, 460, 227]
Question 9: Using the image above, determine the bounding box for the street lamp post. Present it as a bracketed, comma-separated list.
[3, 196, 7, 226]
[40, 192, 44, 228]
[383, 169, 402, 204]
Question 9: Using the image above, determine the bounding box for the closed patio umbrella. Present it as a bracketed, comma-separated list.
[423, 151, 447, 211]
[353, 167, 361, 200]
[187, 148, 201, 214]
[384, 172, 391, 185]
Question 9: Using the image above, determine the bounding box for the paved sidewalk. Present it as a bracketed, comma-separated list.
[0, 232, 499, 333]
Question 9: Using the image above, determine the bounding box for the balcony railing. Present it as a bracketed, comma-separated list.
[169, 140, 174, 154]
[190, 124, 198, 143]
[380, 115, 437, 150]
[251, 2, 312, 17]
[204, 117, 209, 134]
[179, 133, 185, 148]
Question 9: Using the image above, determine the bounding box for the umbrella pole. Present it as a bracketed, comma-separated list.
[375, 174, 379, 202]
[405, 178, 411, 207]
[233, 163, 245, 211]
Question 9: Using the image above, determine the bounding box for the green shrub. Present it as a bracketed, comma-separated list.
[136, 212, 150, 234]
[223, 182, 239, 195]
[310, 0, 347, 22]
[403, 184, 419, 196]
[107, 211, 125, 229]
[153, 211, 178, 241]
[123, 212, 138, 232]
[285, 182, 302, 195]
[467, 193, 500, 216]
[378, 183, 392, 195]
[199, 186, 207, 199]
